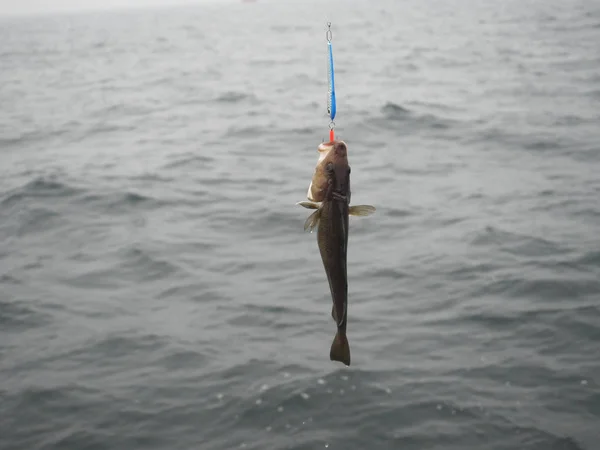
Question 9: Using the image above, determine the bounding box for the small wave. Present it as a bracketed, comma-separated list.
[156, 349, 208, 372]
[4, 207, 62, 238]
[224, 124, 268, 138]
[215, 91, 255, 103]
[157, 284, 224, 302]
[79, 190, 166, 214]
[87, 122, 137, 136]
[288, 126, 316, 136]
[446, 262, 501, 283]
[130, 173, 174, 183]
[0, 274, 20, 285]
[576, 250, 600, 268]
[1, 176, 82, 207]
[120, 192, 151, 205]
[385, 207, 413, 218]
[362, 267, 410, 280]
[407, 100, 461, 112]
[0, 136, 26, 147]
[227, 305, 305, 331]
[476, 275, 599, 301]
[162, 154, 213, 170]
[117, 246, 182, 282]
[0, 125, 71, 148]
[250, 209, 304, 235]
[381, 102, 410, 117]
[524, 140, 563, 151]
[469, 225, 571, 258]
[0, 299, 50, 329]
[378, 102, 452, 130]
[87, 333, 171, 359]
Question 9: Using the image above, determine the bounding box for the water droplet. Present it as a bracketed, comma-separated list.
[436, 404, 442, 411]
[581, 380, 588, 386]
[283, 372, 290, 378]
[277, 406, 284, 412]
[317, 379, 326, 385]
[266, 426, 272, 432]
[325, 444, 329, 448]
[260, 384, 269, 392]
[341, 375, 348, 381]
[216, 393, 224, 400]
[256, 398, 263, 405]
[300, 392, 310, 400]
[385, 387, 391, 394]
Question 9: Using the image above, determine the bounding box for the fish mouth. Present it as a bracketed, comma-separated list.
[317, 140, 347, 163]
[317, 141, 336, 163]
[319, 140, 347, 157]
[318, 141, 336, 153]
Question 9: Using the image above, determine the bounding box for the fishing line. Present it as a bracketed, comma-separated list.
[326, 22, 336, 142]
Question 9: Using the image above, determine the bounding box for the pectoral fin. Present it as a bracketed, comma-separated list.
[296, 201, 320, 210]
[349, 205, 376, 216]
[303, 209, 321, 233]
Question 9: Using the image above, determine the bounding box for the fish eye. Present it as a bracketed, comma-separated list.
[348, 167, 351, 174]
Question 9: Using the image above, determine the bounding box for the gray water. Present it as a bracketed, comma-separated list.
[1, 0, 600, 449]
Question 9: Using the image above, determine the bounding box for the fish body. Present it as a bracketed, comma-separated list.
[317, 179, 351, 365]
[298, 140, 375, 366]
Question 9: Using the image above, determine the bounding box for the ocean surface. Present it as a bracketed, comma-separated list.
[1, 0, 600, 448]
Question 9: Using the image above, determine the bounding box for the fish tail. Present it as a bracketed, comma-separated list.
[329, 330, 350, 366]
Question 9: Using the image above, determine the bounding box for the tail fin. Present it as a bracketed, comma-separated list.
[330, 331, 351, 366]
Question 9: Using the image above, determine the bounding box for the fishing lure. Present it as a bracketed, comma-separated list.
[326, 22, 336, 142]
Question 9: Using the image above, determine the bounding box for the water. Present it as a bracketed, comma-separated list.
[1, 0, 599, 448]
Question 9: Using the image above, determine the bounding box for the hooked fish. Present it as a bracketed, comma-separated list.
[298, 140, 375, 366]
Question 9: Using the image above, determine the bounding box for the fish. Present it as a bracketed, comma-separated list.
[298, 140, 375, 366]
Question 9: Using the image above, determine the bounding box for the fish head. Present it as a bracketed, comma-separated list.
[324, 141, 351, 198]
[307, 140, 351, 202]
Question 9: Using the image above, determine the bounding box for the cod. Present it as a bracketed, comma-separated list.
[298, 140, 375, 366]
